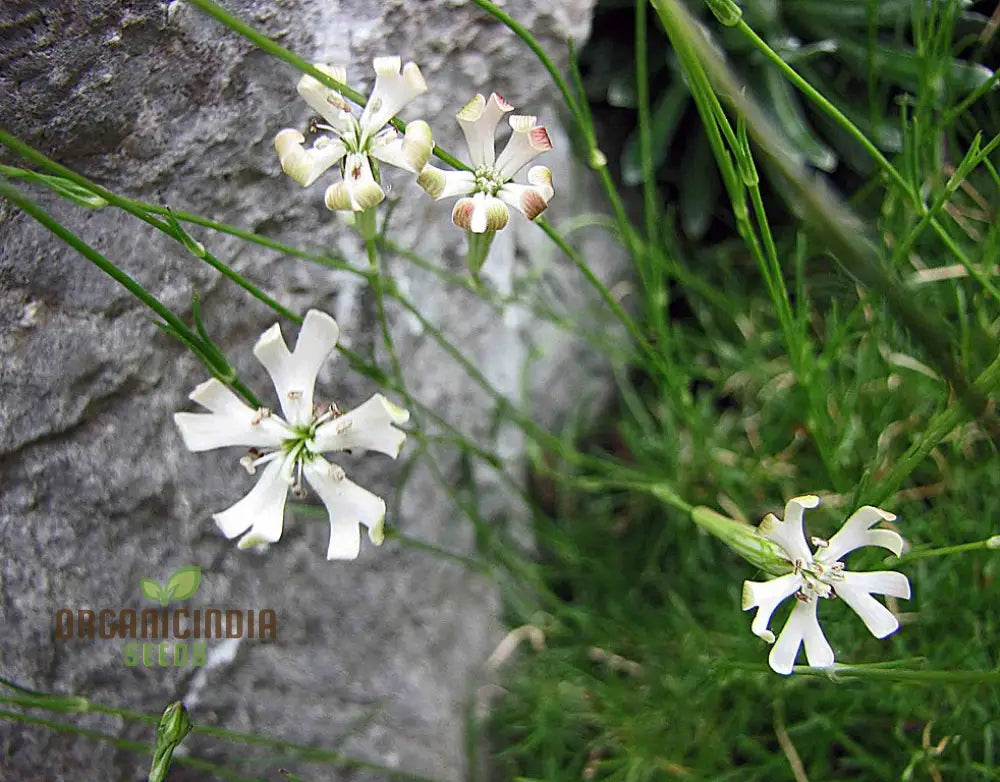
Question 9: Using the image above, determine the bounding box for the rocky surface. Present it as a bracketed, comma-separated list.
[0, 0, 624, 779]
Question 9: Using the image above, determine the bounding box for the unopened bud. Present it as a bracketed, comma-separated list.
[705, 0, 742, 26]
[691, 505, 790, 576]
[149, 701, 193, 782]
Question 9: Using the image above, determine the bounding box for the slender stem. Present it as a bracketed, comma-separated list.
[0, 711, 262, 782]
[0, 138, 306, 322]
[464, 229, 495, 278]
[0, 178, 260, 407]
[127, 197, 366, 278]
[385, 528, 493, 573]
[365, 237, 407, 390]
[715, 662, 1000, 684]
[634, 0, 657, 243]
[730, 17, 1000, 300]
[535, 219, 652, 364]
[467, 0, 582, 128]
[0, 705, 441, 781]
[887, 536, 1000, 566]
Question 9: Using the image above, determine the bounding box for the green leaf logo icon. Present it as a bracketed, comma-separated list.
[141, 579, 168, 606]
[140, 566, 202, 607]
[166, 566, 201, 602]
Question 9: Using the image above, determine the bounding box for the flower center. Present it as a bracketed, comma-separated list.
[473, 165, 504, 196]
[273, 402, 345, 498]
[342, 117, 364, 153]
[241, 401, 344, 485]
[792, 556, 844, 601]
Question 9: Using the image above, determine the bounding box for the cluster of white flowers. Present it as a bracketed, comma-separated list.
[274, 58, 554, 238]
[175, 57, 914, 680]
[176, 56, 559, 564]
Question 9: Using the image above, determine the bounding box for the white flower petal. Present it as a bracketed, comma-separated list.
[452, 192, 509, 233]
[819, 505, 903, 563]
[312, 393, 410, 457]
[303, 458, 387, 560]
[324, 153, 385, 212]
[497, 180, 552, 222]
[416, 165, 476, 200]
[173, 378, 288, 451]
[834, 570, 909, 638]
[769, 598, 832, 675]
[370, 120, 434, 174]
[801, 604, 835, 669]
[494, 115, 553, 182]
[253, 310, 340, 427]
[275, 129, 347, 187]
[526, 165, 554, 200]
[742, 573, 802, 643]
[212, 454, 292, 543]
[296, 65, 354, 134]
[359, 57, 427, 135]
[456, 92, 514, 168]
[759, 495, 819, 565]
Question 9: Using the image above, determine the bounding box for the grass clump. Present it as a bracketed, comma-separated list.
[487, 1, 1000, 779]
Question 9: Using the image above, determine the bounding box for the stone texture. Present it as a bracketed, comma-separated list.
[0, 0, 625, 779]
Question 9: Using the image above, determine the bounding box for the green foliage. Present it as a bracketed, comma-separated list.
[1, 0, 998, 779]
[488, 1, 1000, 779]
[579, 0, 997, 239]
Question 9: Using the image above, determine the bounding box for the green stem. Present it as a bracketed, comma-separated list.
[716, 663, 1000, 685]
[467, 0, 583, 130]
[355, 207, 377, 242]
[0, 138, 303, 324]
[887, 536, 1000, 566]
[535, 219, 652, 365]
[384, 528, 493, 573]
[729, 16, 1000, 301]
[358, 238, 545, 542]
[634, 0, 658, 243]
[0, 691, 442, 781]
[654, 0, 985, 417]
[464, 229, 495, 279]
[690, 505, 788, 576]
[0, 178, 259, 407]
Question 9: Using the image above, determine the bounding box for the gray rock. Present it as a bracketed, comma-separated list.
[0, 0, 625, 779]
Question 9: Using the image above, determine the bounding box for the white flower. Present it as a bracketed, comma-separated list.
[274, 57, 434, 211]
[416, 92, 554, 232]
[173, 310, 410, 560]
[742, 495, 911, 675]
